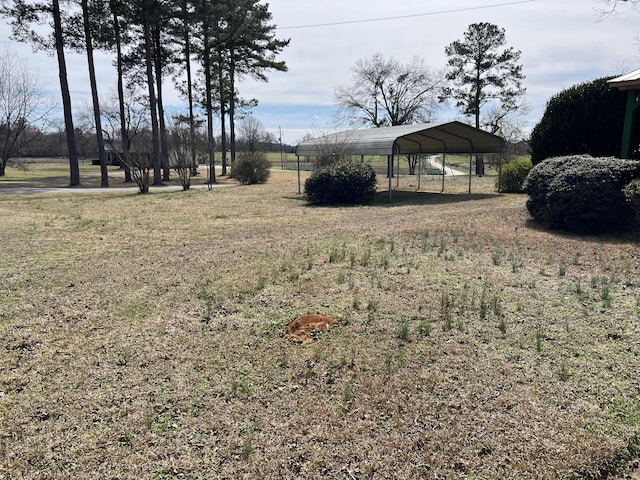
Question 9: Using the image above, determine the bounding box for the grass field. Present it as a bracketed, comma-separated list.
[1, 166, 640, 479]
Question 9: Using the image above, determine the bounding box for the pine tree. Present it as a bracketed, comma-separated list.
[1, 0, 81, 186]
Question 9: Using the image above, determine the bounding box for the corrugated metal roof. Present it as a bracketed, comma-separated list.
[608, 68, 640, 90]
[295, 121, 506, 157]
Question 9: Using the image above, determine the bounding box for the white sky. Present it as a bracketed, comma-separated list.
[0, 0, 638, 145]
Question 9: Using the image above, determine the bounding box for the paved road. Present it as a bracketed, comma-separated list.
[0, 182, 233, 195]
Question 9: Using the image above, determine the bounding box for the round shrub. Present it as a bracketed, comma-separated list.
[523, 155, 640, 233]
[230, 152, 271, 185]
[497, 157, 532, 193]
[305, 160, 377, 205]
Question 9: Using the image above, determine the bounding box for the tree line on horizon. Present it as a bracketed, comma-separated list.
[0, 0, 289, 187]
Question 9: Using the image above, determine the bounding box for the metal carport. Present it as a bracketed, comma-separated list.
[295, 121, 506, 202]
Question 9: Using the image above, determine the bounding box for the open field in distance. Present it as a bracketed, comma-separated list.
[1, 167, 639, 479]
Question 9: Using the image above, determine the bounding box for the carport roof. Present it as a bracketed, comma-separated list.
[608, 68, 640, 91]
[295, 121, 506, 157]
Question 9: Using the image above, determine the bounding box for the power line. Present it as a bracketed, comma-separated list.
[278, 0, 539, 30]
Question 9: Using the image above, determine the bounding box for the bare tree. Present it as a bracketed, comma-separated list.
[335, 53, 442, 127]
[0, 48, 51, 176]
[598, 0, 639, 16]
[238, 115, 268, 153]
[102, 87, 152, 193]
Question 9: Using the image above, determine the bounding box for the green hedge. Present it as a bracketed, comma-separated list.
[623, 178, 640, 215]
[498, 157, 532, 193]
[529, 77, 628, 165]
[523, 155, 640, 233]
[230, 152, 271, 185]
[305, 160, 377, 205]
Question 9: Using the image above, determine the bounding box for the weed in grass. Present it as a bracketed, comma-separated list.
[559, 261, 567, 277]
[381, 254, 390, 270]
[574, 279, 583, 298]
[338, 351, 350, 368]
[441, 291, 453, 330]
[352, 297, 360, 310]
[492, 293, 502, 317]
[536, 331, 543, 353]
[312, 348, 324, 362]
[256, 276, 266, 291]
[276, 353, 289, 368]
[418, 231, 430, 253]
[336, 270, 346, 284]
[340, 384, 356, 415]
[492, 250, 502, 266]
[365, 310, 375, 326]
[196, 282, 223, 322]
[288, 269, 300, 281]
[329, 244, 346, 263]
[240, 422, 255, 459]
[360, 248, 372, 267]
[498, 317, 507, 334]
[558, 361, 571, 381]
[458, 284, 469, 316]
[601, 284, 612, 308]
[383, 354, 396, 376]
[437, 238, 446, 257]
[397, 319, 410, 342]
[418, 319, 432, 337]
[366, 300, 377, 312]
[242, 438, 254, 459]
[479, 287, 488, 321]
[572, 253, 581, 266]
[348, 272, 355, 291]
[510, 252, 524, 273]
[231, 378, 252, 398]
[279, 258, 293, 273]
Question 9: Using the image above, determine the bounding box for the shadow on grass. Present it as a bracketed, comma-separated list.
[525, 217, 640, 244]
[371, 189, 500, 207]
[288, 189, 501, 208]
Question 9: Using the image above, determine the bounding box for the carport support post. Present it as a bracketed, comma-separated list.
[387, 154, 393, 203]
[441, 153, 446, 193]
[296, 154, 301, 194]
[468, 152, 473, 194]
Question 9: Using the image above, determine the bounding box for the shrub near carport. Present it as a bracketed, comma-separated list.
[523, 155, 640, 233]
[497, 157, 532, 193]
[230, 152, 271, 185]
[304, 159, 377, 205]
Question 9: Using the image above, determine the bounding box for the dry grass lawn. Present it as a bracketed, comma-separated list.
[1, 167, 640, 479]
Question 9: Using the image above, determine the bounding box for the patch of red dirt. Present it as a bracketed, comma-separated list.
[284, 314, 339, 344]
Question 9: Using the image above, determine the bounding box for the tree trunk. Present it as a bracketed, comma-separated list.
[142, 4, 161, 185]
[82, 0, 108, 187]
[53, 0, 80, 187]
[229, 50, 236, 165]
[203, 27, 215, 184]
[153, 25, 170, 182]
[111, 2, 132, 182]
[219, 63, 227, 176]
[183, 15, 197, 176]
